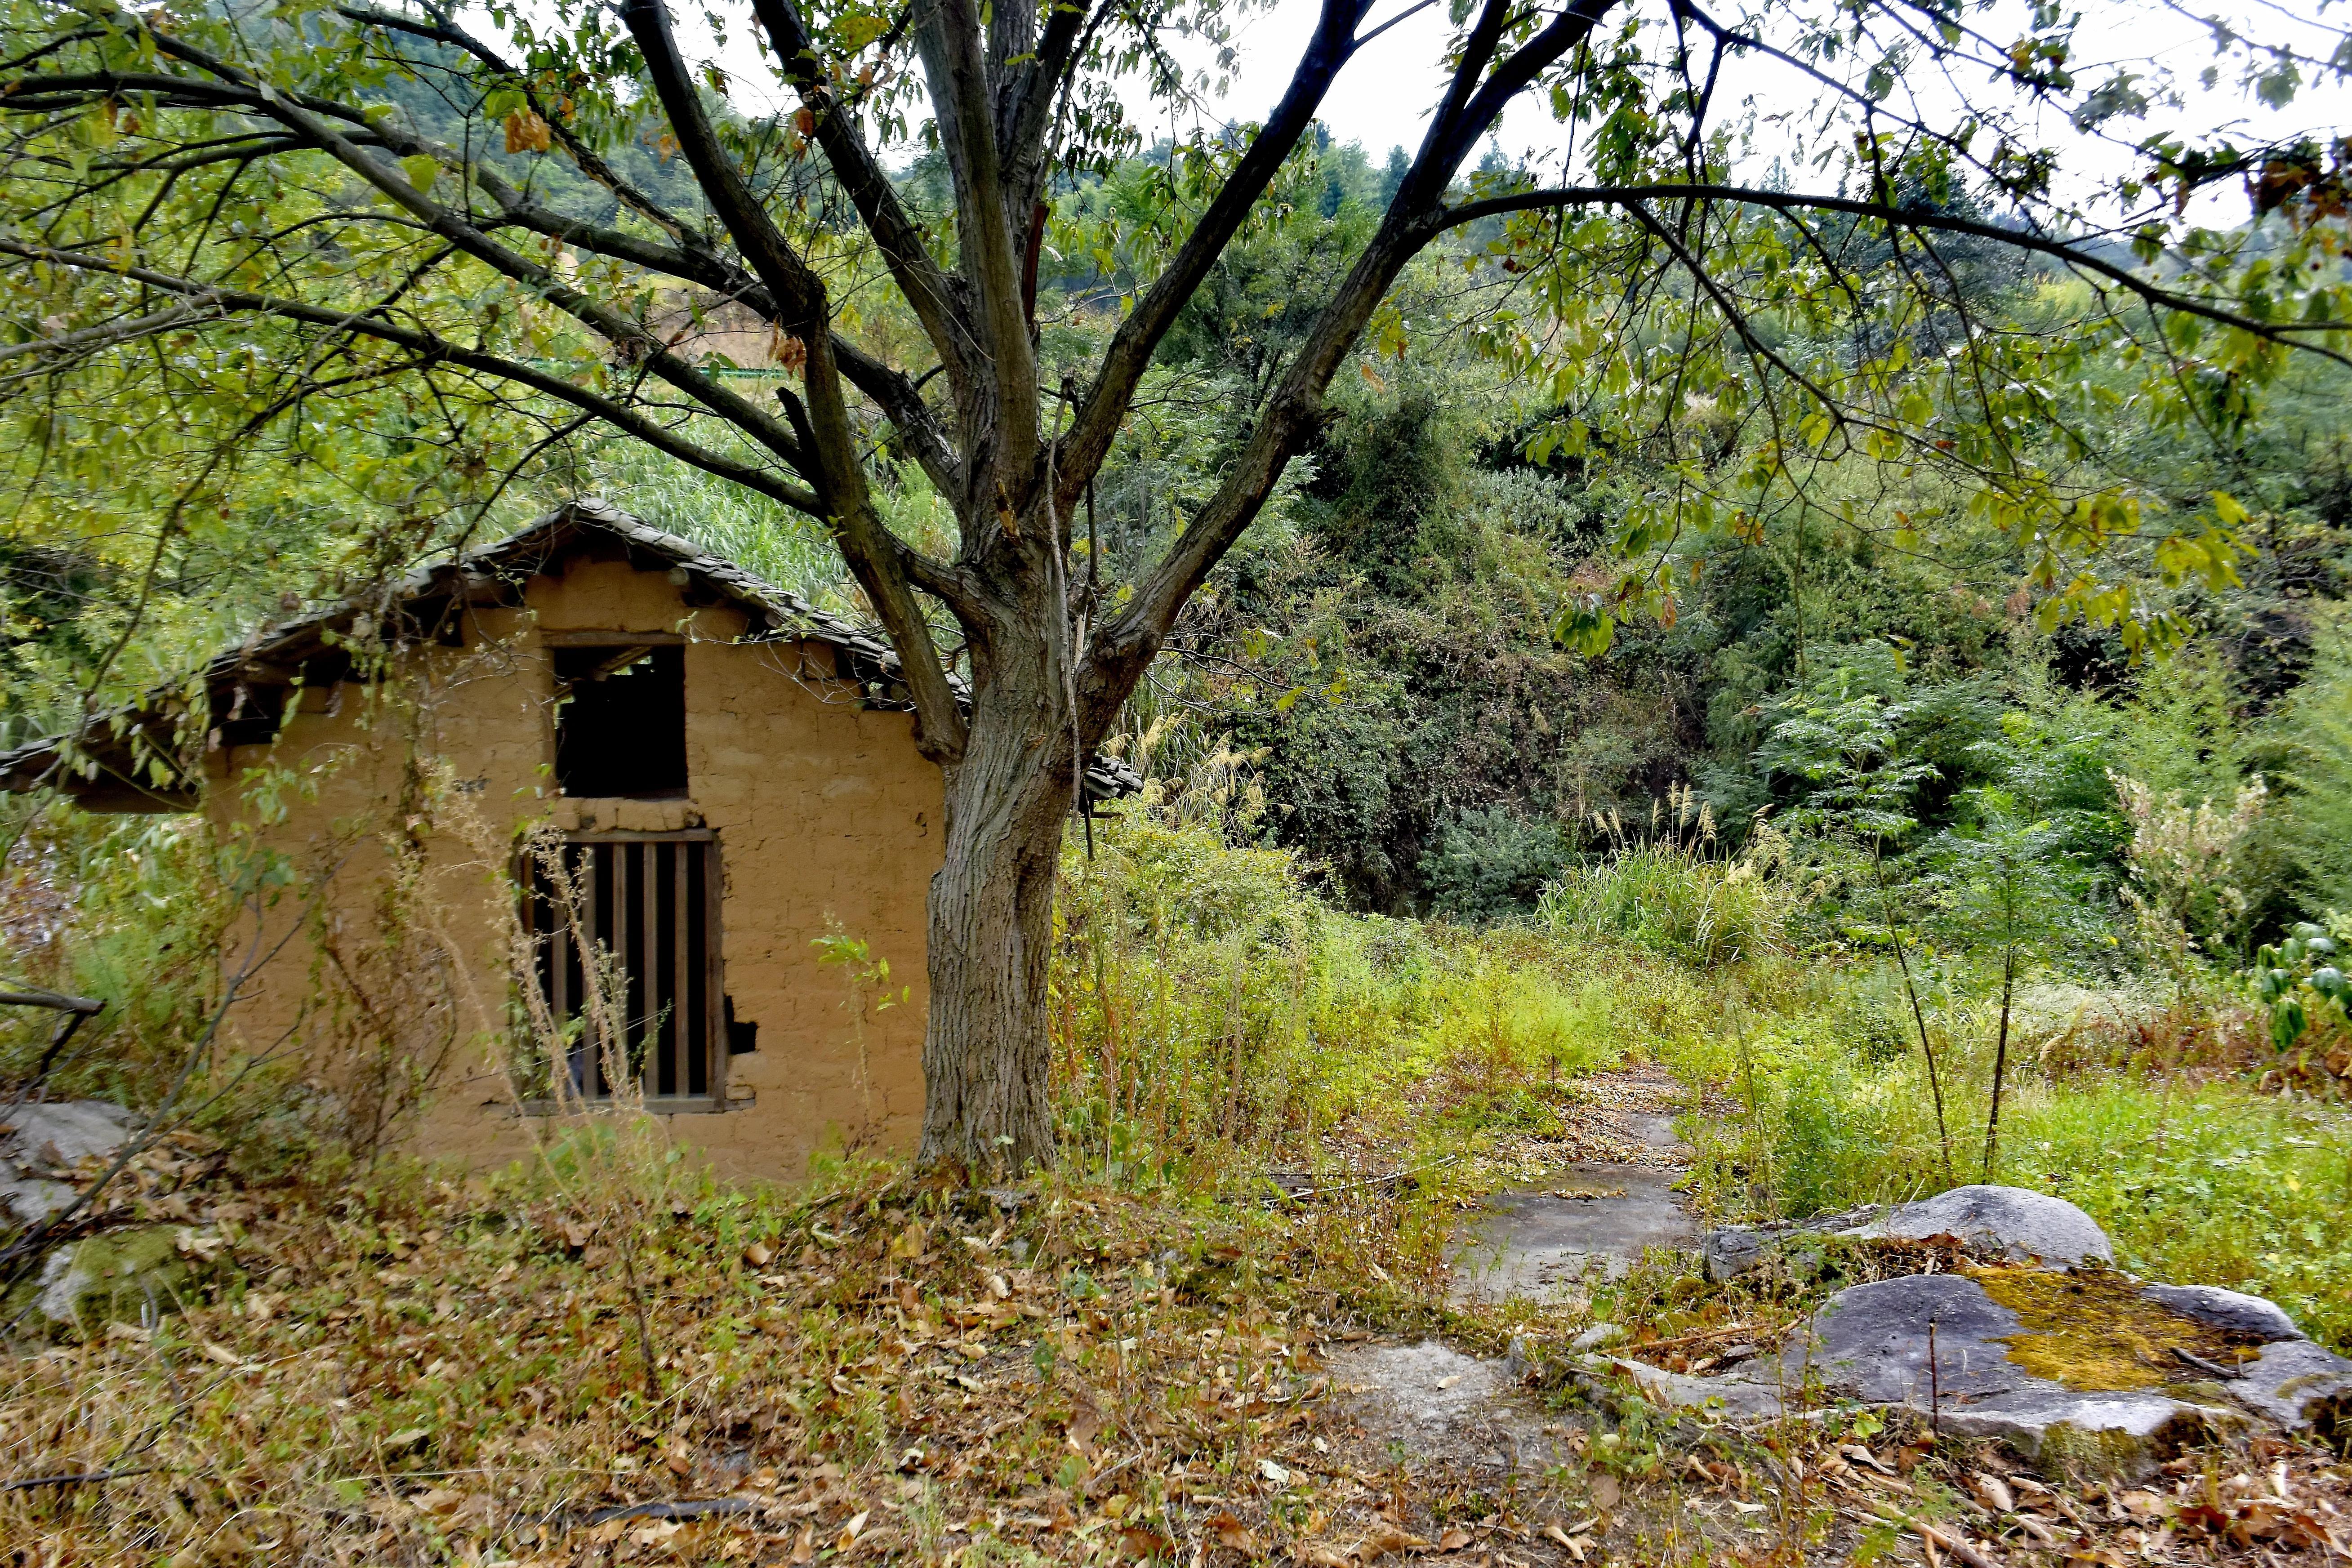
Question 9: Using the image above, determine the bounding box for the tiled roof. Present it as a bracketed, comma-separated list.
[0, 498, 1142, 804]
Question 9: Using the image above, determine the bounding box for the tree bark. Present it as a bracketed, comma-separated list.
[917, 636, 1073, 1173]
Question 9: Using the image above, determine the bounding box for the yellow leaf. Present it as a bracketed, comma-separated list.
[503, 108, 552, 155]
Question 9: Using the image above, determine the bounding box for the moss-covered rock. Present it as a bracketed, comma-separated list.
[4, 1225, 228, 1337]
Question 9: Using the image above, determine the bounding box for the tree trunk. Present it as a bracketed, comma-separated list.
[1982, 944, 2015, 1184]
[916, 639, 1074, 1176]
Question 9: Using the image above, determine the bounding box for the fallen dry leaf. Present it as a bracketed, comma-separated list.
[1353, 1525, 1426, 1562]
[1588, 1474, 1621, 1511]
[1122, 1524, 1176, 1559]
[1972, 1472, 2017, 1514]
[1209, 1512, 1258, 1551]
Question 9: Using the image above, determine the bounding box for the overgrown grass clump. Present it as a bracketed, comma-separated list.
[1535, 839, 1794, 966]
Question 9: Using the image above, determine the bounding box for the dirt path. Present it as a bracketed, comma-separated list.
[1323, 1065, 1706, 1471]
[1450, 1062, 1699, 1302]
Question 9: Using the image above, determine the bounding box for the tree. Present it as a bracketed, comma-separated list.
[1, 0, 2346, 1171]
[1758, 662, 1956, 1178]
[1927, 771, 2100, 1183]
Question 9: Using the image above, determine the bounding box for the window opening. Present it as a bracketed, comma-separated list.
[524, 832, 719, 1104]
[553, 643, 686, 798]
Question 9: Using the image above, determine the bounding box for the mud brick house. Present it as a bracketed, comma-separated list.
[0, 499, 1136, 1178]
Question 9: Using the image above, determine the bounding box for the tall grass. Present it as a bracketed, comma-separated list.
[1669, 983, 2352, 1348]
[1048, 811, 1641, 1186]
[1535, 837, 1794, 965]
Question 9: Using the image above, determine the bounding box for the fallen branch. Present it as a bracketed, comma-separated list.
[2169, 1346, 2245, 1381]
[1623, 1319, 1768, 1356]
[0, 988, 105, 1014]
[580, 1496, 757, 1525]
[1263, 1154, 1459, 1202]
[2, 1465, 156, 1492]
[1872, 1504, 2003, 1568]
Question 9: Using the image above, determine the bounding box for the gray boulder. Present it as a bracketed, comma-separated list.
[1702, 1204, 1882, 1283]
[2140, 1283, 2300, 1343]
[5, 1225, 222, 1337]
[0, 1099, 133, 1225]
[1862, 1185, 2113, 1268]
[1603, 1270, 2349, 1476]
[2, 1100, 135, 1166]
[2225, 1338, 2352, 1433]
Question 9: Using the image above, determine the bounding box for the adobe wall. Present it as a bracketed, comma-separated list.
[206, 549, 941, 1183]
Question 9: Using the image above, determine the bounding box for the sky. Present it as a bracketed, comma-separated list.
[1135, 0, 2352, 224]
[1177, 0, 2345, 155]
[678, 0, 2348, 227]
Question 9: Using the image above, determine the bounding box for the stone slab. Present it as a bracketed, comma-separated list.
[1452, 1163, 1698, 1299]
[2141, 1283, 2301, 1343]
[0, 1099, 133, 1168]
[1602, 1270, 2346, 1474]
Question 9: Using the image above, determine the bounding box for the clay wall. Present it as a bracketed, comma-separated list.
[205, 546, 940, 1182]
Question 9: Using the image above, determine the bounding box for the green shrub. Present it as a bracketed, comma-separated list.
[1420, 806, 1571, 924]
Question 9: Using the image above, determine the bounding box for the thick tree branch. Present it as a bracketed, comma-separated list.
[1058, 0, 1369, 507]
[624, 0, 969, 761]
[746, 0, 978, 405]
[1439, 0, 1619, 173]
[998, 0, 1092, 211]
[914, 0, 1040, 496]
[1078, 221, 1424, 729]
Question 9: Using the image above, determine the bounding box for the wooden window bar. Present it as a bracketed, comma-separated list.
[523, 830, 722, 1106]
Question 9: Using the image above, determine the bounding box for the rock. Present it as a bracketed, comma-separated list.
[1862, 1185, 2113, 1268]
[1, 1099, 135, 1167]
[0, 1098, 134, 1226]
[2225, 1339, 2352, 1434]
[1936, 1388, 2245, 1476]
[1701, 1204, 1882, 1283]
[1607, 1266, 2351, 1475]
[1452, 1165, 1697, 1300]
[4, 1225, 223, 1337]
[1571, 1322, 1623, 1352]
[2139, 1283, 2300, 1343]
[1327, 1340, 1564, 1471]
[0, 1172, 76, 1226]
